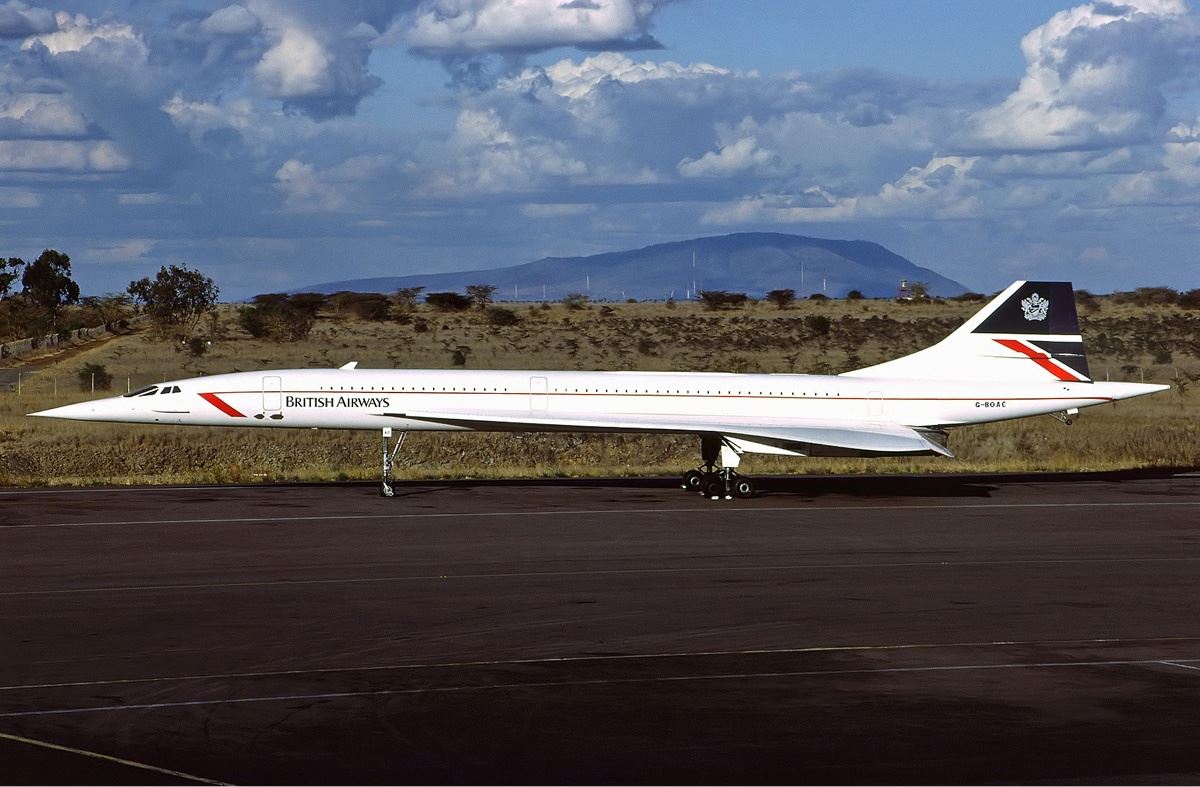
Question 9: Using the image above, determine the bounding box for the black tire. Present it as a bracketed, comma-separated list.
[733, 477, 754, 498]
[702, 476, 726, 499]
[682, 469, 705, 491]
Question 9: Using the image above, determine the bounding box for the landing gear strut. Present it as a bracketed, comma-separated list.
[381, 427, 407, 497]
[679, 435, 755, 500]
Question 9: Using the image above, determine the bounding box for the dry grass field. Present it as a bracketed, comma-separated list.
[1, 295, 1197, 487]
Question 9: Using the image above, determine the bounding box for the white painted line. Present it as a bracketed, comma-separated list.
[1158, 661, 1200, 672]
[0, 730, 227, 785]
[3, 500, 1200, 530]
[0, 484, 270, 497]
[8, 554, 1200, 597]
[4, 656, 1197, 719]
[2, 636, 1195, 693]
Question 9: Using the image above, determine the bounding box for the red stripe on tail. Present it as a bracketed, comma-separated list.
[199, 392, 246, 417]
[994, 339, 1081, 382]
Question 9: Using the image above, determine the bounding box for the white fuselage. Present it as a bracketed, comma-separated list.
[57, 367, 1147, 431]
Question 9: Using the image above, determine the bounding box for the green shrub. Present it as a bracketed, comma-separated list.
[485, 306, 520, 326]
[77, 362, 113, 392]
[425, 292, 472, 311]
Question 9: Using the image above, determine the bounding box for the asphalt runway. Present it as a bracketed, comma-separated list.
[4, 470, 1200, 784]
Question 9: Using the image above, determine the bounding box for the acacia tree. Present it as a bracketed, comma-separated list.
[765, 288, 796, 310]
[0, 257, 24, 299]
[127, 263, 219, 337]
[466, 284, 497, 310]
[22, 249, 79, 327]
[392, 286, 424, 314]
[80, 293, 133, 329]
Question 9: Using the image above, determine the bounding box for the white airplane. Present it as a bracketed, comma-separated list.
[31, 281, 1168, 499]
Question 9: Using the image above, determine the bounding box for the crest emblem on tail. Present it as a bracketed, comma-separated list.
[1021, 293, 1049, 321]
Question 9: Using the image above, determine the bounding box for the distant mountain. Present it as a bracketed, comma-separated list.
[291, 233, 966, 300]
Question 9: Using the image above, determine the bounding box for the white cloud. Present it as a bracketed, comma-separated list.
[502, 52, 730, 99]
[254, 24, 332, 99]
[400, 0, 669, 55]
[418, 106, 588, 196]
[0, 1, 55, 39]
[85, 238, 156, 263]
[273, 154, 405, 213]
[702, 156, 984, 224]
[678, 136, 775, 178]
[0, 139, 130, 172]
[21, 11, 148, 64]
[520, 202, 596, 218]
[0, 93, 91, 137]
[162, 94, 315, 156]
[244, 1, 383, 118]
[202, 5, 261, 37]
[274, 158, 350, 212]
[966, 0, 1197, 151]
[118, 192, 167, 206]
[1103, 135, 1200, 206]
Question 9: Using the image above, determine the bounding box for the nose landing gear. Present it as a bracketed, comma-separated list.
[381, 427, 407, 497]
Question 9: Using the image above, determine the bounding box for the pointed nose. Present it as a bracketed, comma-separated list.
[28, 398, 125, 422]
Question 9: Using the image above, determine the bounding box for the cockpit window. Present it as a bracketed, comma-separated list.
[124, 385, 158, 398]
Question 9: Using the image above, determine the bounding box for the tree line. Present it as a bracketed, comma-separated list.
[0, 250, 219, 344]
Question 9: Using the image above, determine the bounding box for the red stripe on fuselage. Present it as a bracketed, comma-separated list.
[199, 392, 247, 417]
[994, 339, 1081, 382]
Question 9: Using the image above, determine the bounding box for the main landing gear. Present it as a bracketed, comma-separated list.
[381, 427, 407, 497]
[680, 435, 755, 500]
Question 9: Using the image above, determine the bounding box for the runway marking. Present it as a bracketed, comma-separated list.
[1158, 661, 1200, 673]
[0, 730, 227, 785]
[3, 500, 1200, 530]
[3, 636, 1198, 693]
[4, 656, 1199, 719]
[7, 554, 1200, 597]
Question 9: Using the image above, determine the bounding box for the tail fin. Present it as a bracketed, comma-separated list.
[842, 281, 1091, 383]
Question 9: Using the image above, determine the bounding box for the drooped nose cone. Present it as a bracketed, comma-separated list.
[29, 396, 134, 422]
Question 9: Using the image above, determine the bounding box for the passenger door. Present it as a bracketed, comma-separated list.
[263, 375, 282, 414]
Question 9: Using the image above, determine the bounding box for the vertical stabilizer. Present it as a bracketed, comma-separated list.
[842, 281, 1091, 382]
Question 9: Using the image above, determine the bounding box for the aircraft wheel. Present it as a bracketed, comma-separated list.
[682, 469, 705, 491]
[732, 477, 754, 498]
[381, 483, 395, 498]
[702, 476, 726, 500]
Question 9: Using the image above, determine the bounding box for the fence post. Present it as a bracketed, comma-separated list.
[91, 373, 95, 393]
[17, 372, 20, 395]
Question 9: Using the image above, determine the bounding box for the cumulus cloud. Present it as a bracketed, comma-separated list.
[274, 154, 408, 212]
[247, 2, 384, 118]
[702, 156, 985, 224]
[966, 0, 1200, 152]
[399, 0, 670, 56]
[21, 11, 148, 63]
[0, 93, 92, 138]
[678, 136, 776, 178]
[418, 106, 588, 196]
[500, 51, 728, 98]
[1101, 117, 1200, 206]
[161, 94, 312, 157]
[0, 1, 55, 38]
[201, 5, 262, 37]
[0, 139, 130, 172]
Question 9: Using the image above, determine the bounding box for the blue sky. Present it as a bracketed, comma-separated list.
[1, 0, 1198, 298]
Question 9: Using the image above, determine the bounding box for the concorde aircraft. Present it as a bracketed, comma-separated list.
[30, 281, 1168, 499]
